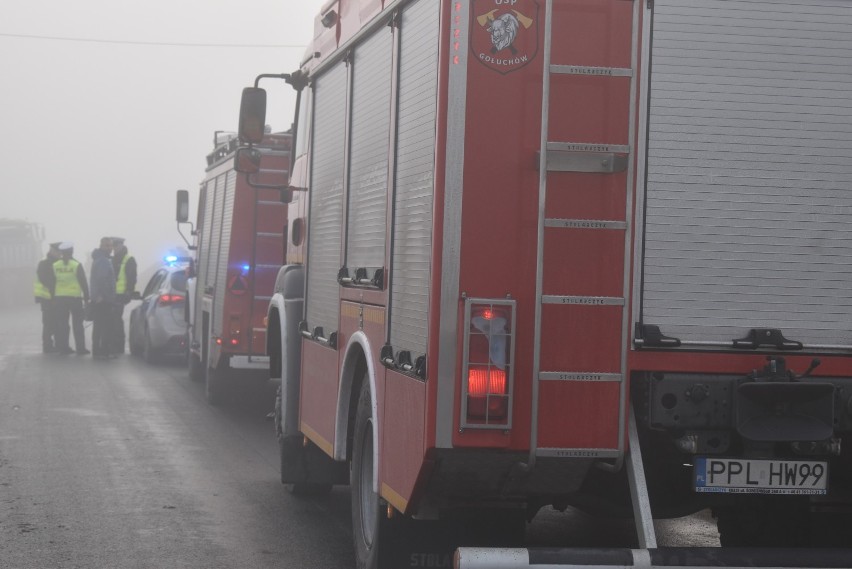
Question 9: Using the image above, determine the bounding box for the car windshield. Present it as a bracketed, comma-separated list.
[169, 269, 187, 292]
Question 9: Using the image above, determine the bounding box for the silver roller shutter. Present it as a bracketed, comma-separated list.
[641, 0, 852, 348]
[307, 63, 347, 336]
[213, 171, 236, 336]
[389, 0, 440, 359]
[347, 26, 393, 271]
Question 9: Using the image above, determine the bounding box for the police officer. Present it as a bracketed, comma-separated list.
[53, 242, 90, 355]
[111, 237, 137, 355]
[35, 242, 61, 353]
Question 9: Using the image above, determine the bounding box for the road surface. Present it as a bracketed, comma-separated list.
[0, 304, 718, 569]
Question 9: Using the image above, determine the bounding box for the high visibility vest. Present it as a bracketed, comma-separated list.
[53, 259, 83, 298]
[33, 272, 51, 300]
[116, 254, 133, 294]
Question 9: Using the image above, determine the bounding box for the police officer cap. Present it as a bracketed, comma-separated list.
[49, 242, 62, 249]
[59, 241, 74, 251]
[112, 237, 126, 246]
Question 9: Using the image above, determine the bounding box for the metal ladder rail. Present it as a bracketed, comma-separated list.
[528, 0, 556, 471]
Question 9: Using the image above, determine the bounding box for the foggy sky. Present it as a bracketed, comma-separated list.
[1, 0, 326, 280]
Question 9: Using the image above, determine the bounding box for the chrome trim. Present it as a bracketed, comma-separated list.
[548, 142, 631, 154]
[437, 0, 470, 449]
[544, 219, 627, 230]
[542, 295, 624, 306]
[536, 448, 621, 459]
[551, 65, 633, 77]
[539, 372, 623, 382]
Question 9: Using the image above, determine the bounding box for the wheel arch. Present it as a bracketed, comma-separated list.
[335, 331, 378, 488]
[266, 293, 284, 380]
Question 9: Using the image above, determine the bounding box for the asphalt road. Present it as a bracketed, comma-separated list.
[0, 304, 718, 569]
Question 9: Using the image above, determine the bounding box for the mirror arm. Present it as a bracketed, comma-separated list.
[176, 222, 197, 251]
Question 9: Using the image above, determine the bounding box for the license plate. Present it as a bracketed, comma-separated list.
[694, 458, 828, 495]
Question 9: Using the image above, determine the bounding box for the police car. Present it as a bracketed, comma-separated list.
[128, 256, 190, 363]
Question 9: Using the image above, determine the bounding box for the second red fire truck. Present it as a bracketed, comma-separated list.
[235, 0, 852, 567]
[179, 131, 290, 404]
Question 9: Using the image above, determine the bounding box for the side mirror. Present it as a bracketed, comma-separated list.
[238, 87, 267, 145]
[131, 291, 143, 301]
[234, 147, 262, 174]
[176, 190, 190, 223]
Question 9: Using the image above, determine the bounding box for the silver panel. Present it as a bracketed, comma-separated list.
[641, 0, 852, 347]
[536, 448, 621, 459]
[539, 372, 623, 382]
[347, 26, 392, 270]
[542, 295, 624, 306]
[437, 0, 469, 449]
[213, 172, 236, 337]
[551, 65, 632, 77]
[390, 0, 441, 361]
[544, 149, 628, 173]
[545, 219, 627, 230]
[307, 62, 347, 336]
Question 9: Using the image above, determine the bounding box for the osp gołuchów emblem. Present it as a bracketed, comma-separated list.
[471, 0, 540, 75]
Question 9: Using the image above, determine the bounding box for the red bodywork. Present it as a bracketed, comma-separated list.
[281, 0, 852, 518]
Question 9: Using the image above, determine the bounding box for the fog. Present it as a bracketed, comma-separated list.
[1, 0, 326, 280]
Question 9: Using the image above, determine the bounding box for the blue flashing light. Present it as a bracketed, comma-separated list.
[165, 255, 179, 264]
[241, 264, 250, 275]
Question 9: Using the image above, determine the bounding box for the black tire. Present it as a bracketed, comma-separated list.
[205, 363, 227, 406]
[351, 381, 389, 569]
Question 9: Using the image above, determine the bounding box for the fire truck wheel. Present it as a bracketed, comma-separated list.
[352, 381, 390, 569]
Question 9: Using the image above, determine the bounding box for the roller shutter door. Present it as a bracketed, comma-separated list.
[640, 0, 852, 348]
[306, 63, 347, 337]
[389, 0, 440, 361]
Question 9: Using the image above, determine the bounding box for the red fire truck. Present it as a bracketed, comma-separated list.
[181, 132, 290, 404]
[236, 0, 852, 567]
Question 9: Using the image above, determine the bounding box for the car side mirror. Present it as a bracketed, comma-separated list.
[131, 291, 142, 301]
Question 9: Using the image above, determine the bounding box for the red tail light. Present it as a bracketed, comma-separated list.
[467, 366, 508, 420]
[463, 301, 514, 427]
[158, 293, 185, 305]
